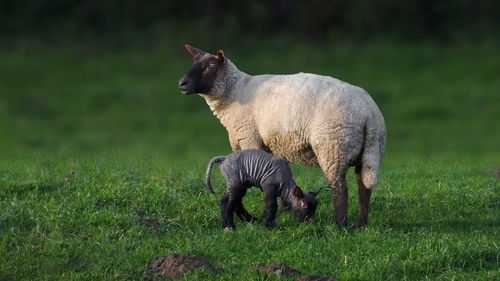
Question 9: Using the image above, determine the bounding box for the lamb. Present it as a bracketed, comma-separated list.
[205, 149, 321, 230]
[179, 45, 386, 227]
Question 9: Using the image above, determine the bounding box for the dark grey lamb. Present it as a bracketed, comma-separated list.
[206, 149, 321, 230]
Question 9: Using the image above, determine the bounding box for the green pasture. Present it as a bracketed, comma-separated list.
[0, 42, 499, 280]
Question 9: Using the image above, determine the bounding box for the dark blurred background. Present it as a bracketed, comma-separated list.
[0, 0, 499, 162]
[1, 0, 499, 45]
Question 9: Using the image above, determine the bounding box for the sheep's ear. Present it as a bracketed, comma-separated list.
[217, 50, 225, 64]
[310, 188, 322, 198]
[185, 44, 204, 57]
[293, 186, 304, 198]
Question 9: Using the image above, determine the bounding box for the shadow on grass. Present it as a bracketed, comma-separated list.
[381, 248, 499, 279]
[370, 189, 499, 234]
[373, 200, 499, 234]
[383, 218, 499, 234]
[1, 182, 64, 196]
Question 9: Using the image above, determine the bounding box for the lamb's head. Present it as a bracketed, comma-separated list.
[179, 44, 226, 95]
[290, 187, 321, 223]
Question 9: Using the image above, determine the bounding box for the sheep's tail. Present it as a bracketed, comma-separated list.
[205, 156, 225, 194]
[360, 117, 386, 189]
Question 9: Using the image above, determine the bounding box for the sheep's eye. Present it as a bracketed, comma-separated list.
[209, 63, 215, 68]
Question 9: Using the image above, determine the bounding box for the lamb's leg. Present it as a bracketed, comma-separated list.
[220, 193, 235, 229]
[261, 184, 278, 229]
[221, 182, 248, 229]
[234, 201, 257, 222]
[233, 189, 257, 222]
[355, 165, 372, 227]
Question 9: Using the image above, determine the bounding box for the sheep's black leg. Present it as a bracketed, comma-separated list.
[355, 165, 372, 228]
[313, 144, 349, 227]
[324, 165, 349, 227]
[261, 184, 278, 229]
[331, 177, 349, 227]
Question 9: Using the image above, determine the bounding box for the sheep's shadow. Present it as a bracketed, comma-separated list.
[381, 218, 499, 234]
[368, 194, 499, 234]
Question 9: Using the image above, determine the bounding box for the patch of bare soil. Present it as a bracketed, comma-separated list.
[250, 262, 302, 277]
[146, 253, 215, 280]
[493, 167, 500, 178]
[138, 217, 162, 228]
[296, 274, 338, 281]
[250, 262, 337, 281]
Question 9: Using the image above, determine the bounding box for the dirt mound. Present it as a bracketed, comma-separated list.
[250, 262, 302, 277]
[296, 274, 337, 281]
[146, 253, 214, 280]
[494, 167, 500, 178]
[250, 262, 337, 281]
[138, 217, 162, 228]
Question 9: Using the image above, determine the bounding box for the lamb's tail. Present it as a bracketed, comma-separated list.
[360, 117, 386, 189]
[205, 156, 226, 194]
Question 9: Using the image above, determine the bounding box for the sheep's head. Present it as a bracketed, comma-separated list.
[179, 44, 226, 95]
[290, 186, 321, 223]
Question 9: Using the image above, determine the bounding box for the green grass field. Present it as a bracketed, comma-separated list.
[1, 41, 499, 280]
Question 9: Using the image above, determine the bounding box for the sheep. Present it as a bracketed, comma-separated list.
[205, 149, 321, 229]
[179, 44, 386, 227]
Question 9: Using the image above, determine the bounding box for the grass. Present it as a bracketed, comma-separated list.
[0, 40, 499, 280]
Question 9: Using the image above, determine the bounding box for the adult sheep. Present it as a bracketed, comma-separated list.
[179, 45, 386, 227]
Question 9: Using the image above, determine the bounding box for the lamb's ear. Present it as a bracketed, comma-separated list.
[310, 188, 322, 198]
[217, 50, 225, 64]
[293, 186, 304, 198]
[185, 44, 205, 57]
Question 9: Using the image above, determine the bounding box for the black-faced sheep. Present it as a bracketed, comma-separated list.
[205, 149, 321, 229]
[179, 45, 386, 227]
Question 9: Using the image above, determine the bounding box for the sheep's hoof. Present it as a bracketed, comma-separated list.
[354, 218, 368, 228]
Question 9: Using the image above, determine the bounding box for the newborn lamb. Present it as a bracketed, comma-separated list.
[206, 149, 321, 230]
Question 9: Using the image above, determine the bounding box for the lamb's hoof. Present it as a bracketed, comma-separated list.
[264, 222, 276, 230]
[223, 225, 235, 231]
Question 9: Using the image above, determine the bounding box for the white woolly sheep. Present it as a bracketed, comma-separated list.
[179, 45, 386, 227]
